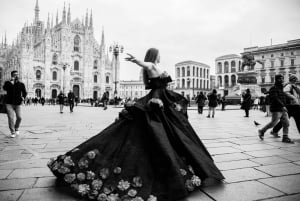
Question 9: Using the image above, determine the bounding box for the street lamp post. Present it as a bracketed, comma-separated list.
[109, 43, 124, 97]
[61, 63, 68, 94]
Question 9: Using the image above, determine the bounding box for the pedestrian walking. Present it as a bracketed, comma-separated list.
[221, 96, 226, 111]
[258, 74, 293, 143]
[57, 91, 65, 113]
[270, 74, 300, 136]
[3, 70, 27, 138]
[195, 91, 207, 114]
[48, 47, 224, 201]
[241, 89, 252, 117]
[67, 90, 75, 112]
[207, 89, 218, 118]
[101, 91, 109, 110]
[41, 97, 45, 106]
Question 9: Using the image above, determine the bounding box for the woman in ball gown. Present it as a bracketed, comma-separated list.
[48, 48, 224, 201]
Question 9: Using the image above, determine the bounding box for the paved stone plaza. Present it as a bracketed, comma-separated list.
[0, 104, 300, 201]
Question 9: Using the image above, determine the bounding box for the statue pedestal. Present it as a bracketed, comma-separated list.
[236, 70, 263, 97]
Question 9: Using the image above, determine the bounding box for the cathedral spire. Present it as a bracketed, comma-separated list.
[51, 13, 53, 28]
[89, 9, 93, 29]
[34, 0, 40, 24]
[85, 9, 89, 28]
[56, 9, 59, 25]
[62, 2, 66, 24]
[47, 13, 50, 30]
[4, 31, 7, 48]
[67, 3, 71, 25]
[101, 26, 105, 47]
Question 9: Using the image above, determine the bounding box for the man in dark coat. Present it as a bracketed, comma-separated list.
[258, 74, 293, 143]
[67, 90, 75, 112]
[3, 70, 27, 138]
[241, 89, 252, 117]
[195, 91, 207, 114]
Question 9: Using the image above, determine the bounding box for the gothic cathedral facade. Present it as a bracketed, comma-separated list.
[0, 0, 118, 100]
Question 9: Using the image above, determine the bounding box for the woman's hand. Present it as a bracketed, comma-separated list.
[125, 53, 136, 63]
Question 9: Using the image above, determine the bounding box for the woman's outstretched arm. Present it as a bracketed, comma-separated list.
[125, 53, 154, 70]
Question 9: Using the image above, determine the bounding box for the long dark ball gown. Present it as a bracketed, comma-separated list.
[48, 76, 224, 201]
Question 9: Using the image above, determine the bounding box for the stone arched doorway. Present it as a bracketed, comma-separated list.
[35, 89, 42, 98]
[51, 89, 58, 98]
[73, 85, 80, 98]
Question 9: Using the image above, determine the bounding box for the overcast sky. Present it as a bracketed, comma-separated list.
[1, 0, 299, 80]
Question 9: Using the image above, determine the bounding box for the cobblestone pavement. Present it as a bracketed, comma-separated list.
[0, 105, 300, 201]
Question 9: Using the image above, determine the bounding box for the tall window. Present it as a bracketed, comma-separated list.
[106, 76, 109, 83]
[203, 69, 206, 78]
[207, 69, 209, 78]
[192, 66, 195, 76]
[196, 68, 199, 77]
[182, 79, 185, 88]
[231, 61, 236, 73]
[187, 66, 190, 76]
[271, 76, 275, 83]
[291, 59, 295, 66]
[262, 62, 265, 69]
[74, 35, 81, 52]
[36, 70, 41, 80]
[52, 71, 57, 81]
[224, 62, 229, 73]
[271, 60, 274, 68]
[261, 77, 265, 83]
[94, 75, 97, 83]
[182, 67, 185, 77]
[52, 54, 58, 65]
[200, 68, 202, 77]
[217, 62, 222, 74]
[280, 60, 284, 67]
[74, 61, 79, 71]
[177, 68, 180, 77]
[94, 60, 98, 69]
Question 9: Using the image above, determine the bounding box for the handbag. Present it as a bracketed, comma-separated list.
[0, 95, 7, 114]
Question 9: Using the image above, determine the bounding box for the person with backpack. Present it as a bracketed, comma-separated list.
[258, 74, 293, 143]
[270, 74, 300, 137]
[206, 89, 218, 118]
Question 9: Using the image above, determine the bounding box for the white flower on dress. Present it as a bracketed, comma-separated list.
[185, 179, 194, 191]
[117, 180, 130, 191]
[64, 173, 76, 183]
[78, 184, 90, 196]
[63, 156, 75, 167]
[132, 176, 142, 188]
[147, 195, 157, 201]
[49, 161, 59, 171]
[180, 169, 187, 176]
[128, 189, 137, 197]
[99, 168, 110, 179]
[86, 171, 96, 180]
[77, 172, 86, 181]
[132, 197, 144, 201]
[107, 194, 121, 201]
[97, 193, 108, 201]
[78, 158, 89, 169]
[87, 151, 96, 159]
[47, 158, 55, 167]
[91, 179, 103, 190]
[57, 165, 70, 174]
[191, 175, 201, 186]
[113, 167, 122, 174]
